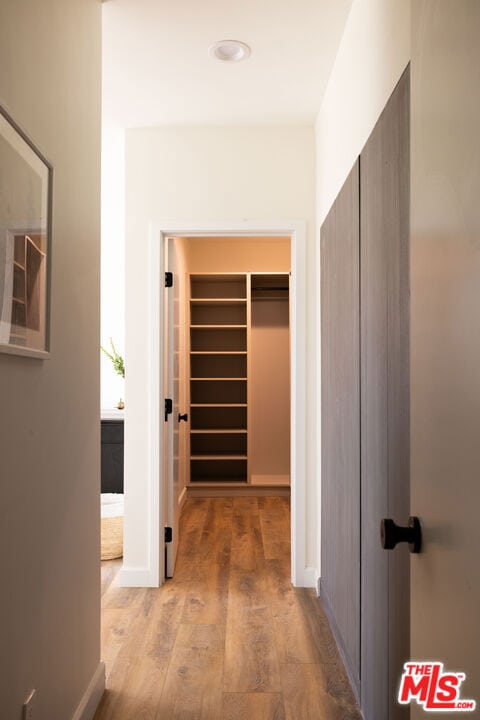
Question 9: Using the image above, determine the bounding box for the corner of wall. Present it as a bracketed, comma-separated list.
[315, 0, 411, 227]
[71, 663, 105, 720]
[314, 0, 411, 599]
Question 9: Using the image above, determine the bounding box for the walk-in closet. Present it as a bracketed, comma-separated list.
[171, 236, 291, 496]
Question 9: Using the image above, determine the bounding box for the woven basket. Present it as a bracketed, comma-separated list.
[101, 514, 124, 560]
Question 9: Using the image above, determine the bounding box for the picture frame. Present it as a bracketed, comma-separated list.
[0, 103, 52, 359]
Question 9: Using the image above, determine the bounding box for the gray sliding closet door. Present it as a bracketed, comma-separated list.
[320, 160, 360, 692]
[360, 67, 410, 720]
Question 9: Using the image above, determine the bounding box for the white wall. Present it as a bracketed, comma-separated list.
[124, 126, 316, 580]
[184, 236, 291, 274]
[315, 0, 411, 226]
[0, 1, 102, 719]
[101, 127, 125, 409]
[314, 0, 410, 577]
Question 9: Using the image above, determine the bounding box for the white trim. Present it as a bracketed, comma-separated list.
[130, 219, 309, 588]
[178, 485, 187, 511]
[71, 662, 105, 720]
[294, 565, 318, 589]
[146, 226, 163, 587]
[288, 222, 308, 587]
[315, 197, 323, 585]
[117, 566, 157, 587]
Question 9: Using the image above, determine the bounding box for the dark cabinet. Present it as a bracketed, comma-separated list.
[101, 420, 124, 493]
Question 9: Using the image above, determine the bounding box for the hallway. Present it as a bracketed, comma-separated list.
[94, 497, 361, 719]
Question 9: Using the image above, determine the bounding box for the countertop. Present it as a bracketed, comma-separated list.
[101, 408, 125, 421]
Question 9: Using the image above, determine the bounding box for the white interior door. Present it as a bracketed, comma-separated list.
[164, 236, 181, 577]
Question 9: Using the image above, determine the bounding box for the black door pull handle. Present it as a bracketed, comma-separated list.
[380, 516, 422, 554]
[178, 413, 188, 423]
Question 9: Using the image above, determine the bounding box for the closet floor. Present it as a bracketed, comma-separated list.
[94, 497, 361, 720]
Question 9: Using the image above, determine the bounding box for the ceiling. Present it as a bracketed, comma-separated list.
[102, 0, 353, 128]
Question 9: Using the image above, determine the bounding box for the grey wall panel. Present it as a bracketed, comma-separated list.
[321, 160, 361, 691]
[360, 66, 410, 720]
[385, 68, 410, 720]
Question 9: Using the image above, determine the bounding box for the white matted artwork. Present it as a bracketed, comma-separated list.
[0, 104, 52, 358]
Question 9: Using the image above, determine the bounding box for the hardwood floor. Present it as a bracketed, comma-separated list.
[94, 497, 361, 720]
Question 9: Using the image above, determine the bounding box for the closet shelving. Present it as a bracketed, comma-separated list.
[189, 274, 249, 483]
[187, 272, 290, 487]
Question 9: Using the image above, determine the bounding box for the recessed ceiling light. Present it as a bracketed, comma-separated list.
[209, 40, 251, 63]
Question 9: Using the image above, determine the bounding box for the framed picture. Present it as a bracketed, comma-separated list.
[0, 104, 52, 358]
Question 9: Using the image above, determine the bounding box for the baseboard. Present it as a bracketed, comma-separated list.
[118, 566, 158, 587]
[292, 565, 318, 588]
[178, 486, 188, 511]
[186, 483, 290, 498]
[250, 474, 290, 486]
[71, 662, 105, 720]
[319, 583, 360, 704]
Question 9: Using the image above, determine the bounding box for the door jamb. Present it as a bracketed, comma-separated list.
[147, 220, 308, 587]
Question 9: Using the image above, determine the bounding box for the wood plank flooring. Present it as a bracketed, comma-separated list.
[94, 497, 361, 720]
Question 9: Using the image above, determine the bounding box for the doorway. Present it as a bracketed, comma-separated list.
[139, 221, 308, 589]
[164, 236, 292, 577]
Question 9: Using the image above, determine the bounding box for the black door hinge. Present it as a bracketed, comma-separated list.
[164, 398, 173, 421]
[165, 526, 173, 543]
[165, 271, 173, 288]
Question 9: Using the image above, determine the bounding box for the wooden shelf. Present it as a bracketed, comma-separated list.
[190, 403, 247, 408]
[190, 275, 247, 301]
[191, 429, 248, 434]
[190, 326, 246, 352]
[190, 405, 247, 431]
[190, 298, 247, 304]
[191, 353, 247, 381]
[191, 454, 247, 460]
[188, 480, 249, 487]
[191, 455, 247, 479]
[190, 351, 247, 355]
[190, 324, 247, 329]
[191, 377, 247, 381]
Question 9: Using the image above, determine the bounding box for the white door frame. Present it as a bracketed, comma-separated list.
[147, 220, 308, 587]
